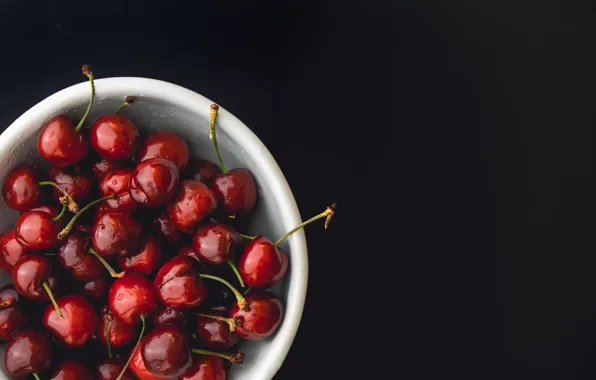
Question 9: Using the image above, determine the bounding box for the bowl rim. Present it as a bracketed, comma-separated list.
[0, 77, 308, 380]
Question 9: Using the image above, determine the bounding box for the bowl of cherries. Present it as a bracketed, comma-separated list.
[0, 66, 335, 380]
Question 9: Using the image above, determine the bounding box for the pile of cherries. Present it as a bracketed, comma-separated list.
[0, 66, 335, 380]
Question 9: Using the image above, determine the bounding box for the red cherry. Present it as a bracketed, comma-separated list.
[3, 329, 52, 377]
[210, 169, 257, 216]
[37, 115, 89, 167]
[229, 291, 283, 340]
[117, 236, 162, 276]
[152, 211, 183, 245]
[195, 309, 240, 350]
[184, 159, 221, 185]
[42, 294, 98, 347]
[1, 166, 41, 211]
[97, 304, 139, 348]
[0, 284, 28, 341]
[56, 231, 104, 282]
[130, 157, 180, 207]
[95, 357, 135, 380]
[237, 236, 288, 289]
[179, 355, 226, 380]
[192, 223, 243, 265]
[92, 208, 142, 258]
[178, 244, 201, 262]
[138, 131, 190, 170]
[153, 256, 207, 310]
[141, 324, 192, 378]
[11, 254, 58, 302]
[108, 273, 159, 325]
[98, 168, 137, 211]
[167, 180, 217, 233]
[89, 115, 140, 160]
[49, 360, 93, 380]
[152, 306, 187, 329]
[81, 276, 111, 300]
[48, 166, 93, 203]
[0, 229, 28, 273]
[15, 209, 63, 251]
[92, 158, 122, 180]
[130, 336, 169, 380]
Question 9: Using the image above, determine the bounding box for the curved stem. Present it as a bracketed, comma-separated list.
[53, 204, 67, 223]
[33, 373, 41, 380]
[43, 281, 62, 318]
[105, 317, 113, 358]
[243, 286, 252, 296]
[196, 313, 241, 332]
[38, 181, 78, 214]
[274, 203, 337, 246]
[227, 260, 245, 288]
[116, 314, 146, 380]
[191, 348, 244, 365]
[199, 273, 247, 310]
[115, 96, 136, 115]
[209, 104, 228, 173]
[89, 248, 125, 278]
[75, 65, 95, 132]
[58, 194, 117, 239]
[238, 233, 254, 240]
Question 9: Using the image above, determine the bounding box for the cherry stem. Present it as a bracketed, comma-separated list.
[75, 65, 95, 132]
[227, 260, 245, 288]
[115, 96, 136, 115]
[274, 203, 337, 246]
[58, 194, 117, 239]
[33, 373, 41, 380]
[105, 316, 113, 358]
[209, 104, 228, 173]
[42, 281, 62, 318]
[53, 204, 67, 223]
[191, 348, 244, 365]
[199, 273, 248, 310]
[38, 181, 78, 214]
[89, 248, 125, 278]
[238, 233, 254, 240]
[116, 314, 146, 380]
[196, 313, 241, 332]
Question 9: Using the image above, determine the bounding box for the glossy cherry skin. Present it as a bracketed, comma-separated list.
[117, 236, 162, 276]
[3, 329, 52, 377]
[50, 360, 93, 380]
[81, 276, 111, 300]
[192, 223, 243, 265]
[108, 273, 159, 325]
[167, 180, 217, 233]
[57, 231, 104, 282]
[184, 159, 221, 185]
[0, 284, 28, 341]
[97, 304, 139, 347]
[90, 115, 140, 160]
[152, 211, 183, 245]
[229, 291, 283, 340]
[130, 336, 170, 380]
[130, 157, 180, 207]
[237, 236, 288, 289]
[180, 355, 226, 380]
[48, 166, 93, 203]
[96, 357, 135, 380]
[92, 208, 143, 258]
[195, 314, 240, 349]
[92, 158, 122, 180]
[99, 168, 137, 211]
[38, 115, 89, 167]
[15, 209, 63, 251]
[0, 229, 28, 273]
[11, 254, 58, 301]
[2, 166, 41, 211]
[138, 132, 190, 170]
[43, 294, 98, 347]
[210, 168, 257, 215]
[152, 306, 187, 329]
[141, 324, 192, 378]
[153, 256, 207, 310]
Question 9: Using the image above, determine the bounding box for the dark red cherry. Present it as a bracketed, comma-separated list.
[130, 157, 179, 207]
[2, 166, 41, 211]
[108, 273, 159, 325]
[117, 236, 162, 276]
[97, 304, 139, 348]
[0, 284, 28, 341]
[141, 324, 192, 378]
[3, 329, 52, 377]
[237, 236, 288, 289]
[49, 360, 93, 380]
[48, 166, 93, 203]
[98, 168, 136, 211]
[38, 115, 89, 167]
[184, 159, 221, 185]
[81, 276, 111, 300]
[152, 211, 183, 245]
[92, 158, 122, 180]
[96, 357, 135, 380]
[42, 294, 98, 347]
[153, 256, 207, 310]
[0, 229, 28, 273]
[179, 355, 226, 380]
[192, 223, 243, 265]
[167, 180, 217, 233]
[130, 336, 168, 380]
[27, 204, 60, 218]
[90, 115, 140, 160]
[92, 208, 142, 258]
[15, 209, 63, 251]
[229, 291, 283, 340]
[138, 131, 190, 170]
[11, 254, 58, 302]
[56, 231, 103, 282]
[152, 306, 187, 329]
[210, 168, 257, 216]
[195, 310, 240, 350]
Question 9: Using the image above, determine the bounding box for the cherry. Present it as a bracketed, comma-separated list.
[152, 210, 183, 245]
[56, 231, 104, 282]
[184, 159, 221, 185]
[0, 284, 28, 341]
[99, 168, 137, 211]
[130, 157, 180, 207]
[2, 166, 41, 211]
[178, 244, 202, 263]
[3, 329, 52, 378]
[194, 309, 240, 350]
[167, 180, 217, 233]
[90, 115, 140, 161]
[11, 254, 60, 313]
[49, 360, 92, 380]
[141, 324, 192, 378]
[42, 294, 98, 347]
[37, 65, 94, 167]
[81, 276, 111, 300]
[138, 131, 190, 170]
[108, 273, 158, 325]
[93, 158, 123, 180]
[229, 291, 283, 340]
[48, 165, 93, 204]
[96, 357, 135, 380]
[92, 208, 143, 258]
[0, 229, 28, 272]
[15, 208, 64, 251]
[153, 256, 208, 310]
[98, 305, 139, 357]
[129, 336, 169, 380]
[152, 306, 187, 329]
[179, 355, 226, 380]
[117, 236, 162, 276]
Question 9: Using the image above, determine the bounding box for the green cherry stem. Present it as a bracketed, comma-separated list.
[116, 314, 146, 380]
[42, 281, 62, 318]
[115, 96, 136, 115]
[58, 194, 117, 239]
[38, 181, 78, 213]
[238, 233, 255, 240]
[199, 273, 248, 310]
[75, 65, 95, 132]
[105, 315, 113, 358]
[209, 104, 228, 173]
[32, 373, 41, 380]
[227, 260, 245, 288]
[53, 204, 67, 223]
[190, 348, 244, 365]
[89, 248, 125, 278]
[274, 203, 337, 246]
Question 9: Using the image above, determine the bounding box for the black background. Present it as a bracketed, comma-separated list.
[1, 1, 596, 379]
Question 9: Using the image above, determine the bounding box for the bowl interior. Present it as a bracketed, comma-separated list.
[0, 78, 307, 380]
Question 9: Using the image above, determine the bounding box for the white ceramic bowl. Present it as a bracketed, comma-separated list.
[0, 78, 308, 380]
